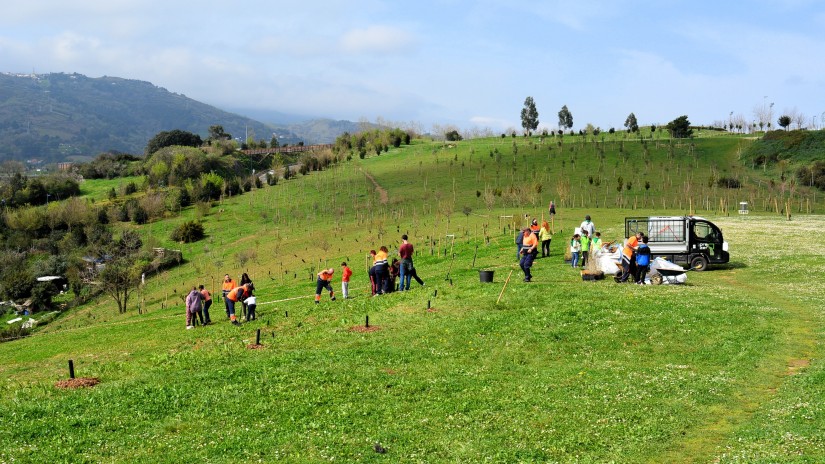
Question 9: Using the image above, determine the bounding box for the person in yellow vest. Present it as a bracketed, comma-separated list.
[539, 221, 553, 258]
[315, 268, 336, 304]
[580, 230, 591, 268]
[225, 283, 250, 325]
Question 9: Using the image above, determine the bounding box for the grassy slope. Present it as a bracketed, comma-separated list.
[1, 134, 824, 463]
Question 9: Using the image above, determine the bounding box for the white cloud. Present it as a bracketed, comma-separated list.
[340, 25, 415, 54]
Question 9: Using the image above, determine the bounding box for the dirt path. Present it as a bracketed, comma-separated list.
[361, 169, 389, 204]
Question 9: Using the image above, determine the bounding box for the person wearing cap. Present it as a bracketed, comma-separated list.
[315, 268, 336, 304]
[580, 215, 596, 238]
[530, 219, 540, 234]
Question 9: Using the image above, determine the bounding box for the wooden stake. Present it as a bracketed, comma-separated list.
[496, 270, 514, 305]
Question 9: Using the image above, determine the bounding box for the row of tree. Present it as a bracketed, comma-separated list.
[519, 97, 692, 138]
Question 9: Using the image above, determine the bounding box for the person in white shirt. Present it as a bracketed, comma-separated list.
[580, 215, 596, 238]
[243, 293, 257, 321]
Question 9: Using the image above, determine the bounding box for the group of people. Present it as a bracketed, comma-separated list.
[569, 215, 603, 269]
[618, 231, 651, 284]
[184, 272, 257, 329]
[366, 235, 425, 296]
[312, 234, 426, 305]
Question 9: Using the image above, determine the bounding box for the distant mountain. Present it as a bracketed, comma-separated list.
[0, 72, 303, 163]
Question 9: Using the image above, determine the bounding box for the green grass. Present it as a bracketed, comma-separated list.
[2, 135, 824, 462]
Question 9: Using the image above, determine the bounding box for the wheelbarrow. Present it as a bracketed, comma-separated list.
[650, 267, 686, 285]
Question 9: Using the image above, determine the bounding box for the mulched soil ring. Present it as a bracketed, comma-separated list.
[246, 344, 265, 350]
[55, 378, 100, 389]
[349, 325, 381, 333]
[427, 307, 438, 313]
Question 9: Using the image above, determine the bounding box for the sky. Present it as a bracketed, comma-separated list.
[1, 0, 824, 133]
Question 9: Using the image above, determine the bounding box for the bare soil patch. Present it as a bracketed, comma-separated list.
[55, 378, 100, 389]
[349, 325, 381, 333]
[246, 343, 265, 350]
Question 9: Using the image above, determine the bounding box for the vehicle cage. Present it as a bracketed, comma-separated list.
[625, 217, 685, 243]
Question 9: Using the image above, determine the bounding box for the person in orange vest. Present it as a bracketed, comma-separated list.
[225, 283, 250, 325]
[520, 227, 539, 282]
[341, 262, 352, 299]
[315, 268, 336, 304]
[221, 274, 237, 319]
[619, 232, 643, 283]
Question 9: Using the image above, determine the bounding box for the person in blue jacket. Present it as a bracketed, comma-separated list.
[635, 235, 651, 284]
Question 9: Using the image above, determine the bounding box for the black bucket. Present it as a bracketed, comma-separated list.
[479, 270, 495, 283]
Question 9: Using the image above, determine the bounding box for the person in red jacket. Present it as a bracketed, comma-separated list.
[341, 262, 352, 299]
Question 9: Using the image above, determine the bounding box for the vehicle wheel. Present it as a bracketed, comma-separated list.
[690, 254, 708, 271]
[651, 274, 663, 285]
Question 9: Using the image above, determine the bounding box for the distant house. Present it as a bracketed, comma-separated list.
[58, 162, 73, 171]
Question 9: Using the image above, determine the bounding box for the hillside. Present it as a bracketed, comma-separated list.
[2, 134, 825, 462]
[0, 72, 301, 162]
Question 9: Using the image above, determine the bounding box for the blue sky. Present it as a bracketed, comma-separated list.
[1, 0, 824, 132]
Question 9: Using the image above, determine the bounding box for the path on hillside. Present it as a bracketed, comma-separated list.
[361, 168, 389, 204]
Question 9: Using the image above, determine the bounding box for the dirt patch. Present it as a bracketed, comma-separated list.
[246, 344, 265, 350]
[383, 368, 397, 375]
[55, 378, 100, 389]
[361, 169, 389, 205]
[349, 325, 381, 333]
[787, 358, 810, 375]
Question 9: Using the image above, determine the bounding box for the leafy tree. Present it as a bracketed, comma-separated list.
[778, 115, 792, 131]
[170, 220, 205, 243]
[624, 113, 639, 132]
[270, 136, 279, 148]
[146, 129, 203, 155]
[558, 105, 573, 130]
[520, 96, 540, 135]
[208, 125, 231, 141]
[666, 115, 693, 138]
[99, 230, 145, 314]
[445, 130, 463, 141]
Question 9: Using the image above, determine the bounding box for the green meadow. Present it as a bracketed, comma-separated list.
[1, 133, 824, 463]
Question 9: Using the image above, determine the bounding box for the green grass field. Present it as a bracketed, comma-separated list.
[1, 134, 824, 463]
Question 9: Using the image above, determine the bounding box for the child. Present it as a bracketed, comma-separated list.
[315, 268, 336, 304]
[388, 258, 400, 292]
[341, 262, 352, 299]
[580, 230, 590, 268]
[243, 292, 257, 321]
[635, 236, 651, 284]
[570, 234, 581, 268]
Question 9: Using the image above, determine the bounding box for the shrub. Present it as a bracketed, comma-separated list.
[717, 177, 741, 189]
[170, 220, 205, 243]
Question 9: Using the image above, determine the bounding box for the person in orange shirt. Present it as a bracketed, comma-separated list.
[315, 268, 336, 304]
[221, 274, 236, 319]
[520, 227, 539, 282]
[341, 262, 352, 299]
[225, 283, 250, 325]
[198, 284, 212, 325]
[619, 232, 643, 282]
